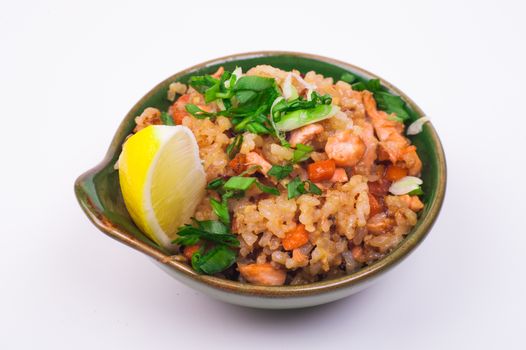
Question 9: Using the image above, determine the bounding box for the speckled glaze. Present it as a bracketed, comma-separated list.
[74, 51, 446, 309]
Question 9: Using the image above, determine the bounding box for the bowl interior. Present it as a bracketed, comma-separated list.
[75, 52, 446, 294]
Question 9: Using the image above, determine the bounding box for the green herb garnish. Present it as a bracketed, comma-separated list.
[352, 78, 410, 122]
[210, 196, 230, 224]
[223, 176, 256, 191]
[226, 134, 243, 159]
[191, 245, 236, 274]
[271, 92, 337, 133]
[174, 219, 239, 275]
[292, 143, 314, 163]
[185, 104, 216, 119]
[287, 177, 321, 199]
[160, 112, 175, 126]
[181, 69, 336, 142]
[207, 177, 226, 190]
[255, 181, 280, 195]
[268, 164, 293, 180]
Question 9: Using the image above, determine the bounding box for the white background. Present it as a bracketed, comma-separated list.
[1, 0, 525, 349]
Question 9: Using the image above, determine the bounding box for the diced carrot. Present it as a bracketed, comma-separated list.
[385, 165, 408, 181]
[307, 159, 336, 182]
[183, 244, 200, 260]
[229, 153, 247, 174]
[368, 192, 383, 216]
[282, 224, 309, 251]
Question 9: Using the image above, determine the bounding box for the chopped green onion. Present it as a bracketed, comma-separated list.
[207, 177, 226, 190]
[210, 197, 230, 224]
[185, 104, 216, 119]
[408, 187, 424, 196]
[275, 105, 340, 132]
[255, 181, 280, 195]
[223, 176, 256, 191]
[226, 134, 243, 159]
[293, 144, 314, 163]
[389, 176, 423, 195]
[306, 181, 322, 195]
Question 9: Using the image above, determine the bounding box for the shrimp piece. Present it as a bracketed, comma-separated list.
[353, 119, 378, 175]
[238, 263, 286, 286]
[399, 195, 424, 212]
[289, 123, 324, 147]
[133, 107, 162, 132]
[329, 168, 348, 183]
[325, 130, 366, 167]
[246, 152, 272, 175]
[363, 91, 422, 175]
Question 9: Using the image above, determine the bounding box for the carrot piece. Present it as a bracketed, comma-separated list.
[307, 159, 336, 182]
[229, 153, 247, 174]
[282, 224, 309, 251]
[183, 244, 200, 260]
[385, 165, 408, 181]
[368, 193, 383, 216]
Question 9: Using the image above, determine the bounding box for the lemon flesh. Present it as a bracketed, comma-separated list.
[118, 125, 205, 250]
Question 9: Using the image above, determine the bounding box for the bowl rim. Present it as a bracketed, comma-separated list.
[75, 51, 447, 297]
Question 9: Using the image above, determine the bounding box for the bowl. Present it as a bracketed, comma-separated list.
[74, 51, 446, 309]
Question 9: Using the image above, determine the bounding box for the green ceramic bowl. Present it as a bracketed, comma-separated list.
[75, 51, 446, 309]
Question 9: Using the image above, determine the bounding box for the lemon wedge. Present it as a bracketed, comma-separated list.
[118, 125, 206, 250]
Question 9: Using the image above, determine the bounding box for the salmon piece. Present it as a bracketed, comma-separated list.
[363, 91, 422, 175]
[353, 119, 378, 175]
[282, 224, 309, 251]
[329, 168, 348, 183]
[246, 152, 272, 175]
[325, 130, 366, 167]
[229, 153, 248, 174]
[238, 263, 286, 286]
[289, 123, 324, 147]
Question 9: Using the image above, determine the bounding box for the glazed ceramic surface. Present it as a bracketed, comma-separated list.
[75, 51, 446, 309]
